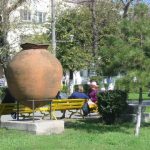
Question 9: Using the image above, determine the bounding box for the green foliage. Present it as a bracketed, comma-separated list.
[96, 3, 150, 85]
[0, 87, 6, 101]
[89, 76, 103, 83]
[55, 2, 150, 86]
[61, 84, 68, 94]
[57, 44, 91, 72]
[21, 34, 49, 44]
[21, 34, 52, 52]
[115, 69, 150, 92]
[115, 77, 131, 92]
[55, 7, 92, 72]
[97, 90, 128, 124]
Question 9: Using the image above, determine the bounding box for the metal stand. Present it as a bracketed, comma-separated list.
[28, 99, 53, 122]
[32, 100, 35, 122]
[50, 100, 52, 120]
[16, 101, 19, 121]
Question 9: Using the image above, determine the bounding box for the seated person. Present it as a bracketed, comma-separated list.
[88, 81, 99, 104]
[88, 81, 99, 112]
[61, 85, 89, 118]
[69, 85, 89, 99]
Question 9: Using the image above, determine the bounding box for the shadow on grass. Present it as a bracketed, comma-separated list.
[64, 118, 135, 134]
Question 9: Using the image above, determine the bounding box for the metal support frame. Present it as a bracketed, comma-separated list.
[29, 99, 53, 122]
[16, 101, 19, 121]
[32, 100, 35, 122]
[16, 99, 53, 122]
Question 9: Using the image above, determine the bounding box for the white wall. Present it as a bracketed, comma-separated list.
[8, 0, 51, 52]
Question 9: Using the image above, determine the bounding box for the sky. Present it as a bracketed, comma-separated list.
[143, 0, 150, 3]
[138, 0, 150, 4]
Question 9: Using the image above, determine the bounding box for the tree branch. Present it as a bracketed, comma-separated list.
[122, 0, 134, 18]
[120, 0, 126, 6]
[7, 0, 26, 14]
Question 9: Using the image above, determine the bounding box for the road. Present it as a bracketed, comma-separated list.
[128, 100, 150, 106]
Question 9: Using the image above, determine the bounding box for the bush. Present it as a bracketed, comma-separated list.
[97, 90, 128, 124]
[0, 87, 7, 102]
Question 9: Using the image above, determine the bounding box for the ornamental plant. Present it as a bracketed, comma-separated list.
[97, 90, 128, 124]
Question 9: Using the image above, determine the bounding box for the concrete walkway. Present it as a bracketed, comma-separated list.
[1, 111, 100, 122]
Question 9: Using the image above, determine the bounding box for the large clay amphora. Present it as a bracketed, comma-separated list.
[6, 43, 63, 108]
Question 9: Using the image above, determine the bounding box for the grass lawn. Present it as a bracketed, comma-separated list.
[0, 119, 150, 150]
[128, 92, 149, 101]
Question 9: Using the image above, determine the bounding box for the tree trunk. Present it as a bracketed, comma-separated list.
[120, 0, 134, 18]
[135, 87, 143, 136]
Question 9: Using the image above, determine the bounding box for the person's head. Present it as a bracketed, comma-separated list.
[77, 85, 84, 93]
[90, 81, 98, 90]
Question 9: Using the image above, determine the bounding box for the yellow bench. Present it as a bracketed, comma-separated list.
[0, 103, 34, 122]
[0, 99, 87, 121]
[38, 99, 87, 119]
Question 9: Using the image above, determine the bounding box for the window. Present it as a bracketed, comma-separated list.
[80, 70, 84, 77]
[35, 11, 46, 23]
[20, 9, 31, 21]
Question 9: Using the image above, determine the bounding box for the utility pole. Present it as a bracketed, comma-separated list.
[51, 0, 56, 56]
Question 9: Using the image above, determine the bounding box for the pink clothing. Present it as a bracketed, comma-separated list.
[89, 89, 98, 103]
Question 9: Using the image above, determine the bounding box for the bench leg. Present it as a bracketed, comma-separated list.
[40, 111, 57, 120]
[80, 109, 84, 119]
[51, 111, 57, 120]
[40, 111, 49, 119]
[69, 110, 77, 118]
[68, 109, 85, 119]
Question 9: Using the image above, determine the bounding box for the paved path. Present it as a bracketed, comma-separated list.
[1, 111, 100, 122]
[128, 100, 150, 106]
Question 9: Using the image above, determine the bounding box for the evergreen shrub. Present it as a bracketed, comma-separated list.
[97, 90, 128, 124]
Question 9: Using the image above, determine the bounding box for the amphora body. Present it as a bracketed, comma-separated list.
[6, 43, 63, 107]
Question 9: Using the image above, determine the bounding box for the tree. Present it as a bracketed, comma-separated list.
[120, 0, 134, 18]
[55, 7, 92, 73]
[115, 3, 150, 90]
[55, 0, 150, 89]
[0, 0, 26, 69]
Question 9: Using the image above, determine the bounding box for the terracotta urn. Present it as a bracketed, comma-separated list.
[6, 43, 63, 108]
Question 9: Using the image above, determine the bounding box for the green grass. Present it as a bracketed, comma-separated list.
[145, 106, 150, 113]
[0, 119, 150, 150]
[128, 92, 149, 100]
